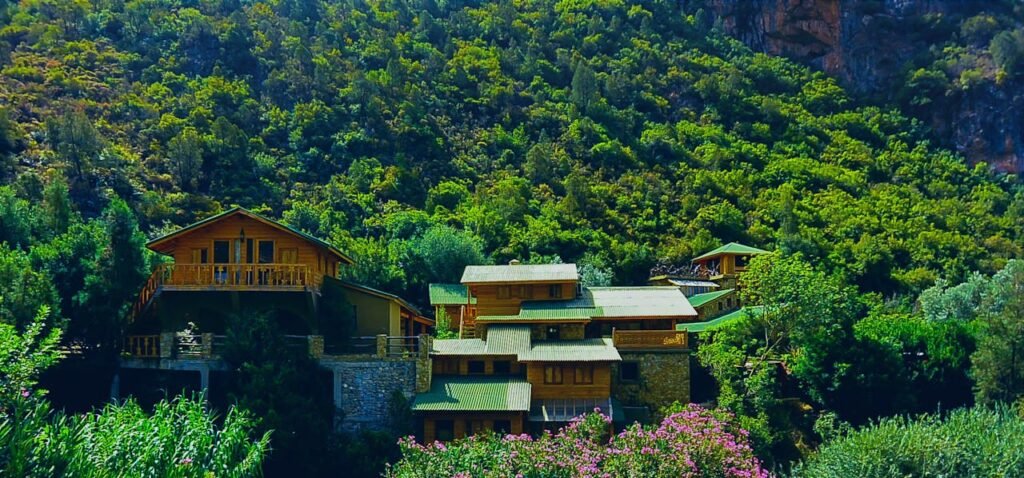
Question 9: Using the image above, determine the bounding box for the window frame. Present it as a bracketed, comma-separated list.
[467, 360, 486, 375]
[548, 284, 562, 298]
[543, 365, 563, 384]
[574, 365, 594, 385]
[497, 286, 511, 299]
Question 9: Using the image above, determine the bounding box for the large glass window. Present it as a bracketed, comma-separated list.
[467, 360, 485, 374]
[213, 240, 230, 263]
[549, 284, 562, 298]
[258, 240, 275, 264]
[493, 361, 511, 375]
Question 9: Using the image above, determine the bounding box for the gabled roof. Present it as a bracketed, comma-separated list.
[687, 289, 735, 308]
[428, 283, 476, 305]
[518, 338, 621, 362]
[676, 305, 765, 333]
[147, 207, 354, 264]
[412, 377, 531, 412]
[692, 242, 768, 262]
[461, 264, 578, 284]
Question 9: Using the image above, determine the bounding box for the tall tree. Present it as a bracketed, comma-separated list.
[972, 260, 1024, 404]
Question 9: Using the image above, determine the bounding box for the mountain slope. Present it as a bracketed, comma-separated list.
[0, 0, 1020, 300]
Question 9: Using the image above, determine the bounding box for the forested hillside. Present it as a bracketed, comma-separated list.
[0, 0, 1021, 304]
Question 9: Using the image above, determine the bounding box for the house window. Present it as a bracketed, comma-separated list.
[281, 248, 299, 264]
[518, 285, 533, 299]
[258, 240, 275, 264]
[736, 255, 749, 268]
[544, 365, 563, 384]
[718, 302, 723, 311]
[467, 360, 485, 375]
[435, 420, 454, 441]
[727, 297, 733, 308]
[546, 325, 560, 339]
[246, 239, 254, 263]
[620, 362, 640, 382]
[213, 240, 230, 263]
[493, 361, 511, 375]
[493, 419, 512, 435]
[574, 365, 594, 384]
[548, 284, 562, 298]
[191, 248, 208, 264]
[497, 286, 511, 299]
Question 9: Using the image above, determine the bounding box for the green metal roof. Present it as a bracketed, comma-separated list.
[431, 338, 488, 356]
[584, 287, 697, 318]
[687, 289, 735, 308]
[485, 325, 531, 355]
[518, 338, 621, 362]
[147, 207, 354, 264]
[676, 306, 765, 333]
[692, 242, 768, 262]
[412, 377, 531, 412]
[461, 264, 578, 284]
[428, 283, 476, 305]
[480, 286, 697, 324]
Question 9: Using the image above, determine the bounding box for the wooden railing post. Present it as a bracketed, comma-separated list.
[200, 333, 214, 358]
[376, 334, 388, 358]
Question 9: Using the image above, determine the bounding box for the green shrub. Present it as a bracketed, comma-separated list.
[790, 406, 1024, 478]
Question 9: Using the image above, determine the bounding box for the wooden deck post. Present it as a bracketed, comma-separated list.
[200, 333, 214, 358]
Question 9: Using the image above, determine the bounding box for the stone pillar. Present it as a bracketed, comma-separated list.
[376, 334, 388, 358]
[201, 333, 214, 358]
[416, 334, 433, 393]
[159, 332, 174, 359]
[309, 335, 324, 359]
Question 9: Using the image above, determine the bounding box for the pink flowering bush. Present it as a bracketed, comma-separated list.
[387, 404, 770, 477]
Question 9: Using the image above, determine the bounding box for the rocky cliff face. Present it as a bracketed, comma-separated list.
[695, 0, 1023, 173]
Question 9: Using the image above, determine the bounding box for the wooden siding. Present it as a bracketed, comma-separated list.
[160, 214, 341, 280]
[525, 363, 611, 399]
[469, 282, 577, 317]
[433, 356, 523, 376]
[421, 412, 524, 442]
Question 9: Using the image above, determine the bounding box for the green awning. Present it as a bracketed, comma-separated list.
[428, 283, 476, 305]
[413, 377, 531, 412]
[676, 306, 765, 333]
[687, 289, 735, 308]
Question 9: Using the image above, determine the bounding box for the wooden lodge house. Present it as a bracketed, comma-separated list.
[121, 207, 431, 396]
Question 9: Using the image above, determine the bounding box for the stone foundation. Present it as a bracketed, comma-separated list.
[611, 351, 691, 417]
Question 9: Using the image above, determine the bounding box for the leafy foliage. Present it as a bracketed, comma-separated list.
[388, 404, 768, 478]
[790, 406, 1024, 478]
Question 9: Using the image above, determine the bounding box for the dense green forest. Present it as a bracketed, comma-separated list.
[1, 0, 1024, 476]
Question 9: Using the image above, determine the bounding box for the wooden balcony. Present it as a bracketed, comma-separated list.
[612, 329, 688, 350]
[132, 263, 317, 319]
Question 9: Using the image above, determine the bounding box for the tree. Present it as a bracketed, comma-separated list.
[42, 175, 75, 237]
[972, 260, 1024, 404]
[0, 245, 60, 331]
[221, 310, 333, 477]
[0, 186, 37, 249]
[46, 110, 102, 184]
[408, 225, 486, 285]
[167, 127, 204, 192]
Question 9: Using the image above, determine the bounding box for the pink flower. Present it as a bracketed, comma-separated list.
[20, 389, 29, 398]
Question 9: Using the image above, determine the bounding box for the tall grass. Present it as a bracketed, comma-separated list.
[790, 406, 1024, 478]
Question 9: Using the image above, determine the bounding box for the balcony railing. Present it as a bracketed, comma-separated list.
[154, 263, 313, 289]
[131, 263, 317, 320]
[612, 329, 688, 350]
[123, 333, 432, 360]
